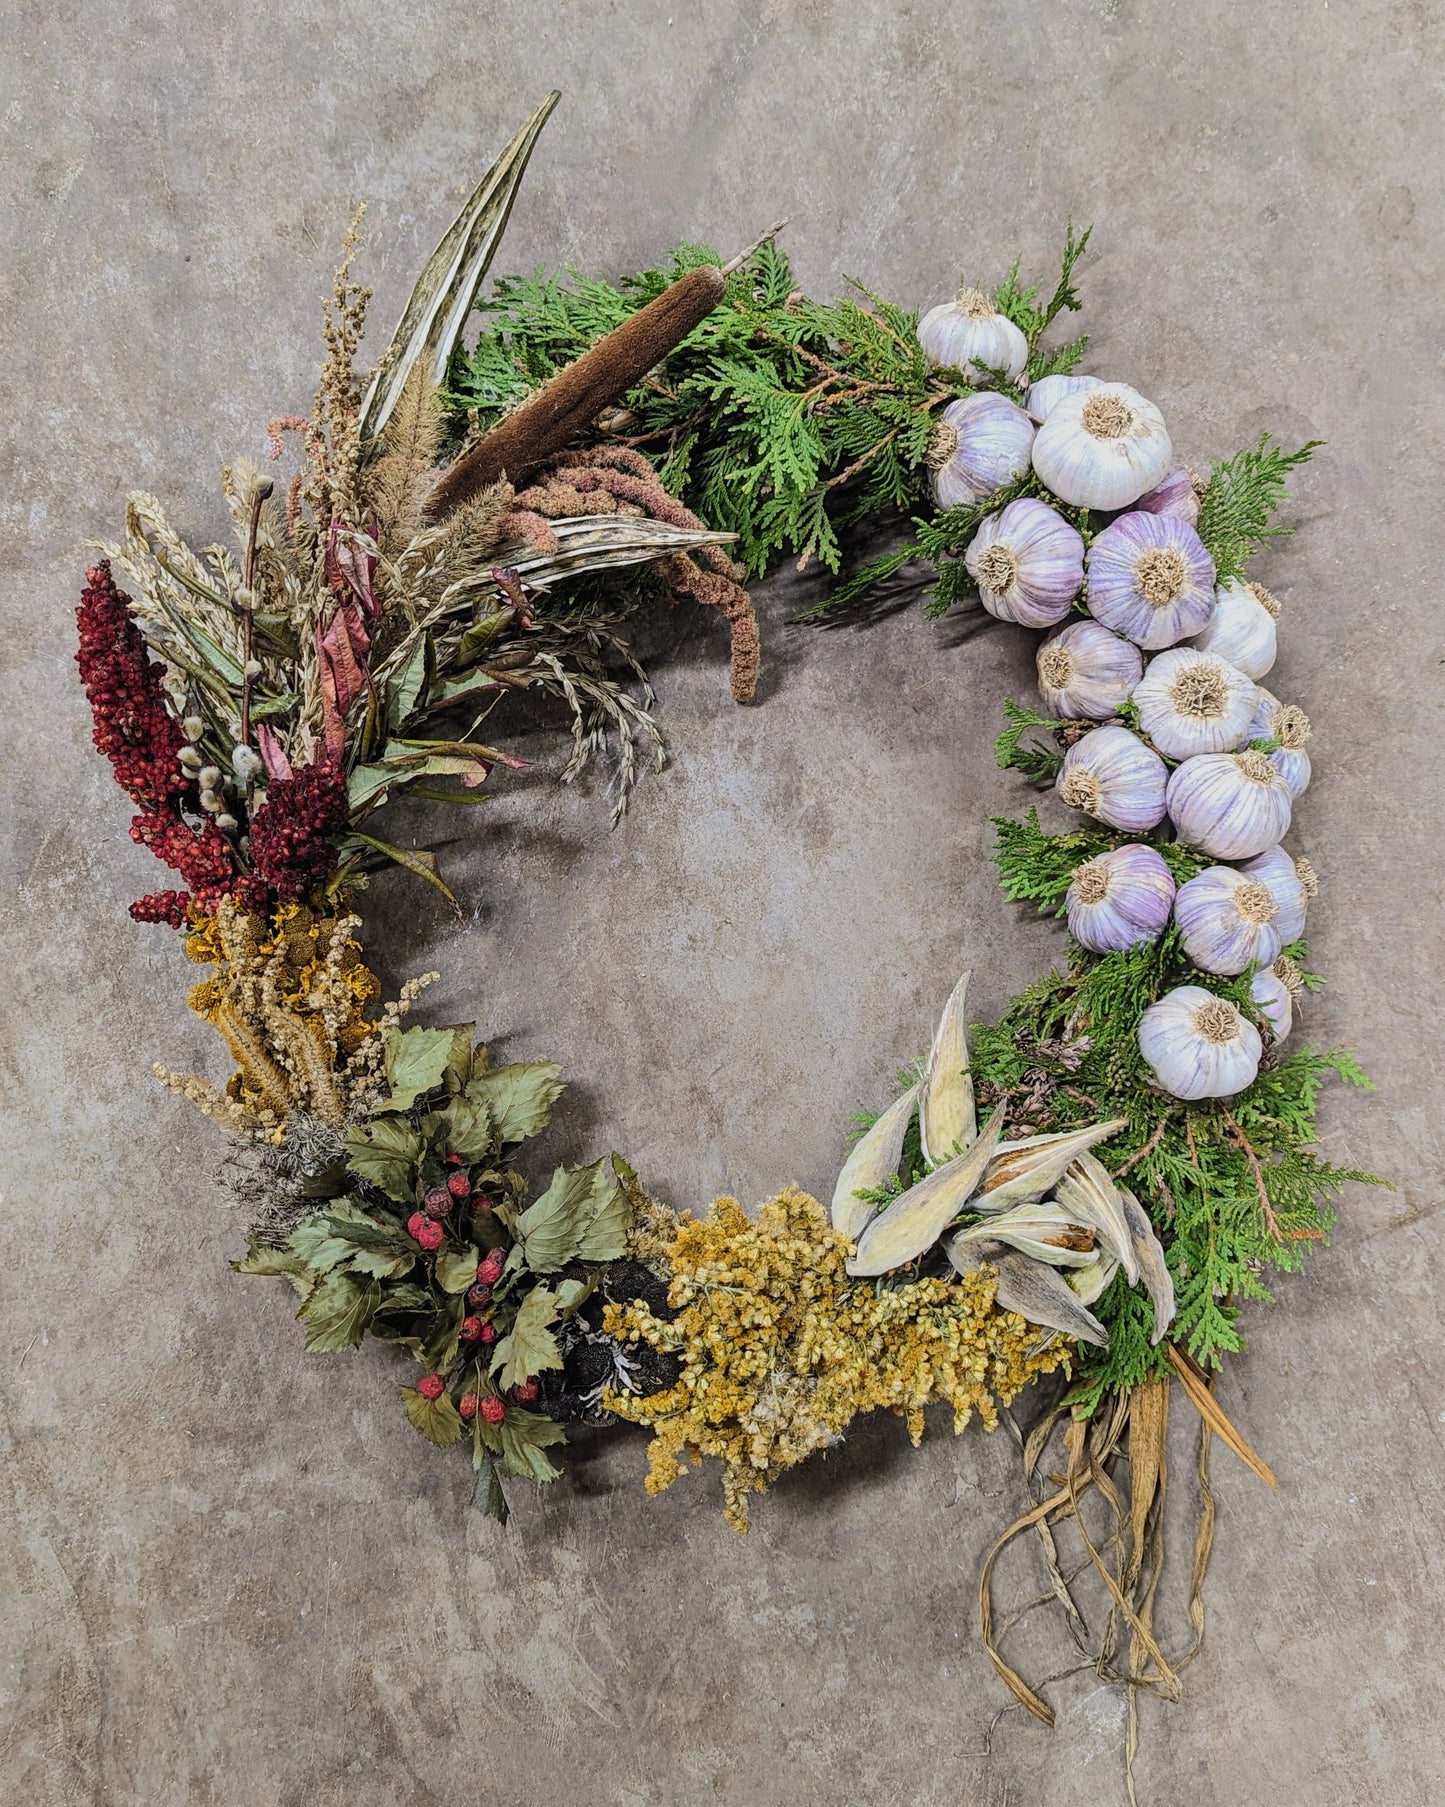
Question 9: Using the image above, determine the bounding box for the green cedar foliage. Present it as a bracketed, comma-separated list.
[1196, 434, 1324, 584]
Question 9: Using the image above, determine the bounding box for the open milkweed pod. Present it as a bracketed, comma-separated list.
[1054, 1150, 1140, 1285]
[974, 1118, 1128, 1212]
[919, 970, 976, 1164]
[830, 1082, 920, 1240]
[947, 1235, 1110, 1349]
[846, 1109, 1006, 1278]
[1066, 1248, 1121, 1307]
[950, 1198, 1099, 1269]
[1118, 1185, 1176, 1344]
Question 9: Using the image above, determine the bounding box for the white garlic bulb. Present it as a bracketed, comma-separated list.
[1131, 647, 1259, 760]
[1173, 865, 1284, 976]
[1165, 749, 1293, 860]
[917, 287, 1029, 382]
[1025, 373, 1102, 423]
[1031, 382, 1172, 511]
[928, 393, 1035, 510]
[1138, 984, 1262, 1100]
[1245, 688, 1312, 798]
[1066, 844, 1176, 953]
[1192, 577, 1279, 680]
[1238, 844, 1313, 942]
[964, 498, 1084, 627]
[1037, 620, 1143, 720]
[1056, 725, 1169, 833]
[1250, 966, 1294, 1042]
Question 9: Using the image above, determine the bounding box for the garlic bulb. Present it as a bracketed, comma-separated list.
[1037, 620, 1142, 720]
[964, 498, 1084, 627]
[1193, 577, 1279, 680]
[1066, 844, 1176, 954]
[1245, 688, 1312, 797]
[1173, 865, 1284, 976]
[1131, 646, 1259, 759]
[1086, 512, 1218, 650]
[1025, 372, 1102, 423]
[928, 393, 1035, 510]
[1132, 465, 1202, 526]
[1165, 748, 1294, 859]
[1031, 382, 1172, 510]
[1250, 966, 1294, 1042]
[1239, 843, 1313, 942]
[917, 287, 1028, 382]
[1138, 984, 1263, 1100]
[1056, 725, 1168, 833]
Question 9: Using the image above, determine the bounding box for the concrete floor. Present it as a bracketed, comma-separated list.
[3, 2, 1443, 1802]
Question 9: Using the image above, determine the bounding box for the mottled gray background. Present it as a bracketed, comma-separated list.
[3, 2, 1442, 1803]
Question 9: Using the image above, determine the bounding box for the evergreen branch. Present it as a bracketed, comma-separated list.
[994, 699, 1066, 781]
[1196, 434, 1323, 582]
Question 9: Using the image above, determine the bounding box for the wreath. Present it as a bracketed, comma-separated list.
[77, 93, 1378, 1743]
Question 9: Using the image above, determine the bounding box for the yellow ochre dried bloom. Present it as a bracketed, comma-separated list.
[604, 1186, 1068, 1533]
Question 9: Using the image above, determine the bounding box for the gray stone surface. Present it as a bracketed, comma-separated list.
[2, 2, 1442, 1802]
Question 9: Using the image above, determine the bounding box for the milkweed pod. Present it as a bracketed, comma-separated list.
[829, 1082, 920, 1241]
[975, 1118, 1129, 1212]
[919, 971, 976, 1165]
[847, 1108, 1006, 1278]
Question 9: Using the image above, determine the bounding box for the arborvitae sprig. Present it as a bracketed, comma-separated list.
[1196, 433, 1323, 582]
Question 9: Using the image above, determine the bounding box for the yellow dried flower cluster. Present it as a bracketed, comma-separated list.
[155, 900, 381, 1134]
[604, 1186, 1069, 1533]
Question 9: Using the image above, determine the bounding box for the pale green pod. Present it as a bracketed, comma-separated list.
[1054, 1151, 1140, 1285]
[974, 1118, 1129, 1212]
[829, 1082, 920, 1241]
[919, 970, 976, 1165]
[847, 1109, 1006, 1278]
[949, 1198, 1099, 1269]
[1066, 1249, 1121, 1307]
[1118, 1186, 1176, 1345]
[948, 1235, 1110, 1349]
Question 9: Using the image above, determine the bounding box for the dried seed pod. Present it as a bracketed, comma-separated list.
[1118, 1185, 1176, 1344]
[830, 1081, 920, 1240]
[847, 1108, 1006, 1278]
[950, 1198, 1099, 1268]
[1054, 1150, 1140, 1285]
[975, 1118, 1128, 1212]
[948, 1235, 1110, 1349]
[919, 970, 976, 1165]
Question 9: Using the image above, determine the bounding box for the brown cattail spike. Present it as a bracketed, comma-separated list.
[426, 264, 727, 521]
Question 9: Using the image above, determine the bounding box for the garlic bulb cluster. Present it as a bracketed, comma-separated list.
[964, 498, 1084, 627]
[1057, 725, 1169, 833]
[928, 392, 1035, 510]
[1032, 382, 1171, 510]
[1131, 646, 1259, 759]
[1251, 964, 1295, 1041]
[1193, 577, 1279, 679]
[1067, 844, 1176, 954]
[1132, 465, 1201, 526]
[1246, 688, 1312, 797]
[1036, 620, 1142, 719]
[1138, 985, 1262, 1099]
[1025, 373, 1101, 422]
[1086, 512, 1218, 650]
[1173, 865, 1283, 975]
[1166, 748, 1293, 859]
[918, 287, 1029, 382]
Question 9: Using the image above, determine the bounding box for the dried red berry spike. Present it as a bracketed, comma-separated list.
[458, 1393, 479, 1420]
[247, 758, 348, 901]
[479, 1396, 506, 1426]
[444, 1152, 465, 1167]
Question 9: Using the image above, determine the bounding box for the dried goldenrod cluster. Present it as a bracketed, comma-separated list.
[604, 1187, 1069, 1532]
[154, 900, 382, 1136]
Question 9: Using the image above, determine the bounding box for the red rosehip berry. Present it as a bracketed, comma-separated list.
[422, 1186, 450, 1220]
[458, 1393, 479, 1420]
[446, 1170, 471, 1201]
[460, 1315, 484, 1342]
[444, 1152, 465, 1167]
[417, 1374, 445, 1402]
[509, 1379, 539, 1405]
[406, 1211, 428, 1241]
[479, 1396, 506, 1425]
[472, 1194, 496, 1216]
[416, 1219, 444, 1252]
[467, 1282, 493, 1308]
[479, 1322, 497, 1346]
[476, 1247, 505, 1285]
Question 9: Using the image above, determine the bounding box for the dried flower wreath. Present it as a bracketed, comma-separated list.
[79, 93, 1377, 1746]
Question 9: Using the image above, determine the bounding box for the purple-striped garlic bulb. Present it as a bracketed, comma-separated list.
[1066, 844, 1176, 953]
[1037, 620, 1143, 720]
[1056, 725, 1169, 833]
[1085, 511, 1218, 650]
[927, 392, 1035, 510]
[964, 498, 1084, 627]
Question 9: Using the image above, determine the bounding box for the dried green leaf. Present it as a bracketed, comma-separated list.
[297, 1271, 380, 1352]
[435, 1242, 480, 1295]
[513, 1156, 630, 1273]
[402, 1384, 465, 1449]
[466, 1061, 564, 1146]
[491, 1285, 564, 1390]
[343, 1115, 424, 1202]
